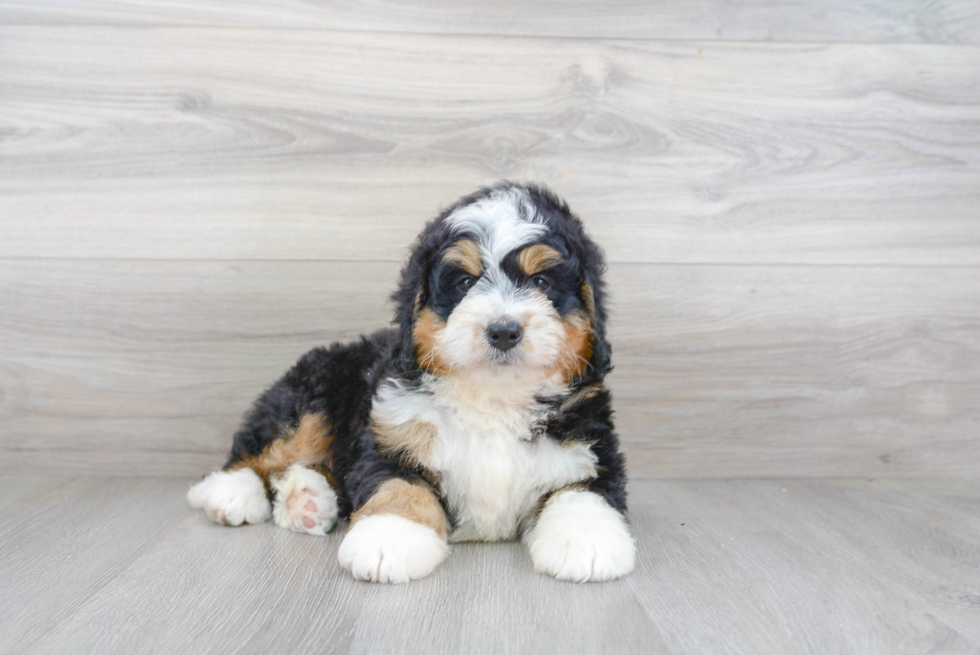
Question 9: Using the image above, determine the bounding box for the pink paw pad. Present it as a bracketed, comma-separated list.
[286, 490, 322, 529]
[271, 465, 339, 536]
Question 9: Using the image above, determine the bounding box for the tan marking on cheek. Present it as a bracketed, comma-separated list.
[350, 478, 449, 540]
[413, 289, 424, 317]
[441, 238, 482, 277]
[228, 412, 334, 487]
[548, 310, 594, 383]
[517, 244, 563, 276]
[413, 307, 449, 374]
[373, 419, 438, 466]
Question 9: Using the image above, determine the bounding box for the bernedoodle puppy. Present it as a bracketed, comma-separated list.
[188, 182, 636, 583]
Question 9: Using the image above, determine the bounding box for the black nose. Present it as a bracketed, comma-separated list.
[486, 321, 523, 352]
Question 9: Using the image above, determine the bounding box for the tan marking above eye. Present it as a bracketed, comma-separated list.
[517, 244, 563, 276]
[441, 238, 482, 277]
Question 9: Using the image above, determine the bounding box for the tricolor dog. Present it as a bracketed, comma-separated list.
[188, 182, 635, 583]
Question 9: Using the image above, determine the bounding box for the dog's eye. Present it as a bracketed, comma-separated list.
[457, 275, 476, 291]
[532, 276, 550, 291]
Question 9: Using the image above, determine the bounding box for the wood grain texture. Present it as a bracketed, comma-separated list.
[627, 478, 980, 653]
[0, 476, 190, 652]
[2, 0, 979, 43]
[2, 27, 980, 265]
[1, 260, 977, 478]
[1, 476, 978, 654]
[2, 15, 979, 480]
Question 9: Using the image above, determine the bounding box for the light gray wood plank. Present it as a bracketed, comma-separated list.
[626, 479, 980, 654]
[2, 477, 979, 654]
[1, 0, 978, 44]
[611, 264, 980, 478]
[1, 260, 977, 478]
[2, 27, 979, 265]
[0, 259, 395, 476]
[0, 476, 191, 653]
[0, 475, 56, 511]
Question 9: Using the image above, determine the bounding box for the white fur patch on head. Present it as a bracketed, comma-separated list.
[187, 468, 272, 526]
[525, 489, 635, 582]
[446, 186, 547, 268]
[270, 464, 338, 536]
[338, 514, 450, 584]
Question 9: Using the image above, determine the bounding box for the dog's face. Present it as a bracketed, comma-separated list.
[394, 184, 610, 386]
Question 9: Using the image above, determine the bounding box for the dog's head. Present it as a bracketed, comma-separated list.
[393, 183, 610, 388]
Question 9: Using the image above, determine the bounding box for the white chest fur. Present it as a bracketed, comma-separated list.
[371, 376, 598, 542]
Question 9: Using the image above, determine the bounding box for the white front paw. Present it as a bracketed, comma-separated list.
[526, 489, 635, 582]
[187, 468, 271, 526]
[271, 464, 338, 536]
[338, 514, 449, 584]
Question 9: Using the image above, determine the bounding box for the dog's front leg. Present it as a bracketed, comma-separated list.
[338, 476, 450, 584]
[524, 487, 636, 582]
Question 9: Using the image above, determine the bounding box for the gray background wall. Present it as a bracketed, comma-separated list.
[1, 1, 978, 478]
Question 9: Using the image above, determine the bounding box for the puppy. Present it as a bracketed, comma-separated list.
[188, 182, 635, 583]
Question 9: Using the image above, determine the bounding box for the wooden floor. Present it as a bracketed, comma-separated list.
[1, 476, 978, 654]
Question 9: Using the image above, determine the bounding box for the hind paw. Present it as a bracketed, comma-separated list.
[271, 464, 338, 536]
[187, 468, 271, 526]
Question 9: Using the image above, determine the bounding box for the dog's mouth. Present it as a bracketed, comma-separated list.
[485, 349, 522, 367]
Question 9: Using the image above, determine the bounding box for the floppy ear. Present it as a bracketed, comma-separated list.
[581, 239, 612, 377]
[391, 245, 431, 374]
[390, 216, 455, 375]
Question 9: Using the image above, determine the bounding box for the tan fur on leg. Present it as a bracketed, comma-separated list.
[350, 478, 449, 540]
[228, 412, 334, 487]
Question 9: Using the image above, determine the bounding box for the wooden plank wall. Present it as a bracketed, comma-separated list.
[1, 2, 978, 477]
